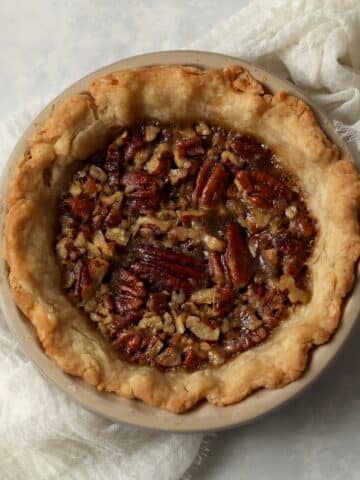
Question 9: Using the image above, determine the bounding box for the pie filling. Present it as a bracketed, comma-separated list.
[56, 122, 316, 370]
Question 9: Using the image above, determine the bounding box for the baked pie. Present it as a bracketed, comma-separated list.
[4, 65, 360, 412]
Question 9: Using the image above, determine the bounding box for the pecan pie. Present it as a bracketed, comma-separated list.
[4, 65, 360, 413]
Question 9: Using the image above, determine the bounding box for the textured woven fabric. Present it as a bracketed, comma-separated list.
[0, 106, 203, 480]
[192, 0, 360, 150]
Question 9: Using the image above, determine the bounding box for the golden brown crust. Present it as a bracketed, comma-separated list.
[4, 65, 360, 412]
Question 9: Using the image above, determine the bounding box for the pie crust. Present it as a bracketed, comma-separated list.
[4, 65, 360, 413]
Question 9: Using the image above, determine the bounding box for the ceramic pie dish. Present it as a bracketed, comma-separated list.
[1, 51, 359, 431]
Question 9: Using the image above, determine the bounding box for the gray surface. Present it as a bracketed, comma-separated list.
[1, 1, 359, 479]
[195, 328, 360, 480]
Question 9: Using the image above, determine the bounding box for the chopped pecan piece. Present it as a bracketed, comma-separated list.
[282, 255, 305, 278]
[147, 292, 169, 314]
[145, 336, 164, 358]
[82, 176, 97, 196]
[272, 230, 303, 256]
[211, 129, 227, 154]
[74, 257, 109, 300]
[223, 334, 251, 354]
[203, 233, 225, 252]
[144, 125, 160, 142]
[248, 231, 272, 256]
[190, 288, 215, 304]
[278, 275, 310, 304]
[247, 283, 288, 323]
[104, 202, 122, 227]
[146, 143, 172, 176]
[221, 150, 245, 173]
[114, 267, 145, 297]
[185, 315, 220, 341]
[91, 203, 109, 229]
[105, 227, 130, 246]
[177, 137, 205, 158]
[272, 230, 306, 277]
[259, 248, 280, 277]
[156, 346, 181, 367]
[89, 165, 107, 182]
[224, 222, 254, 288]
[124, 133, 144, 161]
[183, 346, 203, 369]
[249, 327, 268, 345]
[138, 313, 164, 331]
[178, 209, 205, 224]
[67, 196, 94, 222]
[195, 122, 211, 136]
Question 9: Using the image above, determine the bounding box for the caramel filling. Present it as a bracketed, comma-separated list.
[56, 122, 315, 370]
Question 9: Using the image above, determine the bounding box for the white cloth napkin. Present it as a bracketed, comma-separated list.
[1, 0, 360, 479]
[0, 105, 203, 480]
[192, 0, 360, 151]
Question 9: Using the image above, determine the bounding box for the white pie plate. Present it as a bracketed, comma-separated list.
[0, 51, 359, 433]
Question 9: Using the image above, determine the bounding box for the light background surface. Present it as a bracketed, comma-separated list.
[1, 1, 360, 479]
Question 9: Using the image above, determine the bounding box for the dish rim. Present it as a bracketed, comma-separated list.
[0, 49, 359, 433]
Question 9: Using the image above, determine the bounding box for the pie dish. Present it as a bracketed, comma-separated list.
[3, 61, 360, 414]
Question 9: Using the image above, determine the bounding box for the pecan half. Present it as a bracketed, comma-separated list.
[137, 244, 205, 270]
[293, 211, 315, 238]
[131, 262, 196, 294]
[131, 245, 207, 293]
[207, 251, 226, 285]
[230, 135, 271, 170]
[272, 230, 303, 256]
[113, 330, 144, 355]
[224, 222, 254, 288]
[194, 157, 213, 204]
[214, 285, 234, 316]
[112, 268, 145, 329]
[199, 163, 230, 208]
[104, 144, 122, 185]
[57, 120, 316, 372]
[123, 133, 144, 161]
[236, 170, 293, 211]
[121, 170, 160, 213]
